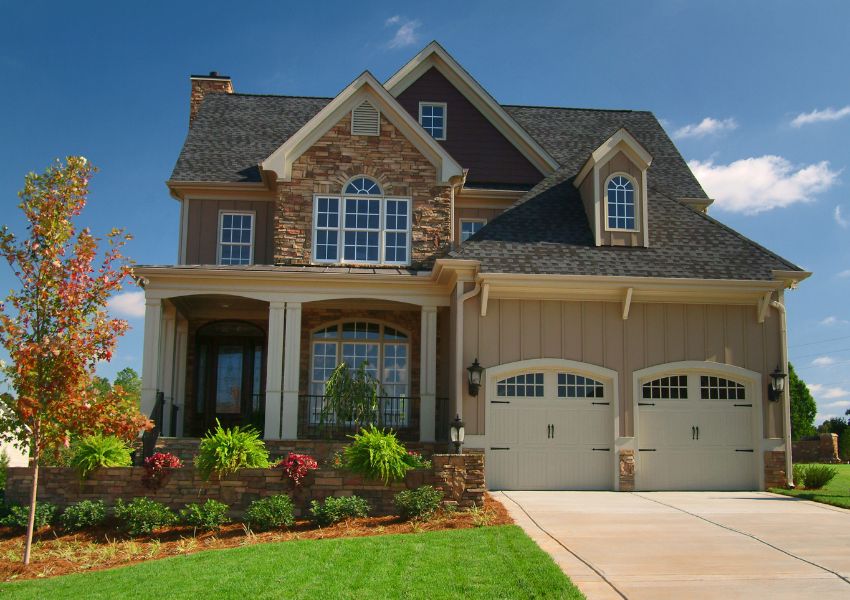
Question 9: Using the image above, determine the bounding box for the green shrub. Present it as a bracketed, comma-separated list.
[195, 420, 270, 480]
[402, 451, 432, 470]
[1, 502, 57, 529]
[0, 450, 9, 493]
[309, 495, 370, 526]
[60, 500, 107, 531]
[69, 434, 132, 479]
[113, 497, 177, 536]
[800, 464, 838, 489]
[792, 463, 807, 486]
[243, 495, 294, 531]
[343, 425, 410, 484]
[180, 499, 230, 532]
[394, 485, 444, 521]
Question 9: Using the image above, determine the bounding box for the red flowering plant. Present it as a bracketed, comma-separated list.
[403, 450, 432, 470]
[275, 453, 319, 487]
[142, 451, 183, 489]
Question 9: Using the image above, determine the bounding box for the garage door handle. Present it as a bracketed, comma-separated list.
[692, 426, 696, 440]
[592, 448, 610, 451]
[696, 426, 699, 440]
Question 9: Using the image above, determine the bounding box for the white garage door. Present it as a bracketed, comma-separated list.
[487, 370, 614, 490]
[637, 372, 758, 491]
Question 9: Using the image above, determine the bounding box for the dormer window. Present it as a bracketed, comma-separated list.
[313, 176, 411, 266]
[419, 102, 446, 140]
[606, 175, 637, 231]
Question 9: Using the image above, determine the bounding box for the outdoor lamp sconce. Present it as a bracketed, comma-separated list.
[450, 414, 465, 454]
[768, 365, 787, 402]
[467, 358, 483, 397]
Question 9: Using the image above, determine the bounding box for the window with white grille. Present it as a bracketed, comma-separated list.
[218, 212, 254, 265]
[496, 373, 545, 397]
[642, 375, 688, 399]
[700, 376, 745, 400]
[351, 100, 380, 136]
[558, 373, 604, 398]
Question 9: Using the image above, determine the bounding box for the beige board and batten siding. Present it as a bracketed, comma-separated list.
[184, 199, 275, 265]
[461, 298, 782, 438]
[455, 207, 502, 242]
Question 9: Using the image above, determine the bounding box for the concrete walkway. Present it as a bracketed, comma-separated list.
[497, 491, 850, 600]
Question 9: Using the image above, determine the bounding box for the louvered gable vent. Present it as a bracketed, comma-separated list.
[351, 100, 380, 136]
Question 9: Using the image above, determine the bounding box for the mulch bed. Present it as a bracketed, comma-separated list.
[0, 494, 511, 582]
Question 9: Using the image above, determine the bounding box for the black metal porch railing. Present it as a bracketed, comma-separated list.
[297, 395, 420, 441]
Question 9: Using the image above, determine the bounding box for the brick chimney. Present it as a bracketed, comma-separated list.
[189, 71, 233, 124]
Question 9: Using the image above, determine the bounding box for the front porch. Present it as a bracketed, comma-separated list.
[140, 291, 453, 444]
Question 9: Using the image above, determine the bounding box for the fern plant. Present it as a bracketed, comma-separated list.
[69, 434, 132, 479]
[195, 420, 270, 480]
[343, 425, 411, 484]
[322, 362, 382, 429]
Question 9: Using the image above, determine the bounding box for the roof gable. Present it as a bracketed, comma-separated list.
[260, 71, 463, 185]
[385, 42, 559, 177]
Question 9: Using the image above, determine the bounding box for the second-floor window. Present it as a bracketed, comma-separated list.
[313, 177, 410, 265]
[419, 102, 446, 140]
[606, 175, 637, 231]
[460, 219, 485, 242]
[219, 212, 254, 265]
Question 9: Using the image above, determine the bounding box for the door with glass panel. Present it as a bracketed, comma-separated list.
[194, 321, 266, 435]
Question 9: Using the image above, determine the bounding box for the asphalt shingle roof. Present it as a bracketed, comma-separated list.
[171, 93, 802, 280]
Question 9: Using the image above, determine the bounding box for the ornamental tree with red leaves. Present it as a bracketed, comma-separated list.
[0, 157, 150, 565]
[276, 453, 319, 487]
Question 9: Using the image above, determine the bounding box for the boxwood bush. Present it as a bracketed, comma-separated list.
[309, 495, 370, 526]
[114, 497, 177, 536]
[244, 495, 294, 531]
[180, 499, 231, 532]
[60, 499, 107, 531]
[1, 502, 57, 529]
[394, 485, 444, 520]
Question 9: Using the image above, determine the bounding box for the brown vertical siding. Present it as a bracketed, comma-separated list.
[462, 299, 782, 440]
[184, 199, 275, 264]
[396, 67, 544, 187]
[455, 207, 503, 243]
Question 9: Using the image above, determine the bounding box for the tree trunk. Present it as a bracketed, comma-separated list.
[22, 428, 39, 566]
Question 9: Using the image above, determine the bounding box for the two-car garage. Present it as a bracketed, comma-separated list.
[484, 360, 762, 492]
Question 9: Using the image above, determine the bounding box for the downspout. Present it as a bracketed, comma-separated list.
[454, 280, 482, 420]
[770, 297, 794, 488]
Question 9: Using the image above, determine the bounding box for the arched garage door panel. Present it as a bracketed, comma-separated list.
[486, 362, 616, 491]
[635, 364, 761, 491]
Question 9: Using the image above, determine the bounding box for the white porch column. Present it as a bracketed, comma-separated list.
[159, 303, 177, 436]
[264, 301, 286, 439]
[141, 298, 163, 418]
[419, 306, 438, 442]
[281, 302, 302, 440]
[173, 316, 188, 437]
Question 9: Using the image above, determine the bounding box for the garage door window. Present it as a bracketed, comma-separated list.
[700, 376, 745, 400]
[642, 375, 688, 399]
[557, 373, 604, 398]
[496, 373, 544, 397]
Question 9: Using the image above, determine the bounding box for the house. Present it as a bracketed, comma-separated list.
[137, 42, 808, 492]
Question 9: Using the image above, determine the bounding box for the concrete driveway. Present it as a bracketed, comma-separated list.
[496, 491, 850, 600]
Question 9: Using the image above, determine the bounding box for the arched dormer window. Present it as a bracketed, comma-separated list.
[606, 175, 637, 231]
[313, 176, 410, 265]
[345, 176, 382, 196]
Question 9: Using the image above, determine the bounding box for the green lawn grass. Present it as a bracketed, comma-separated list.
[0, 525, 584, 600]
[770, 463, 850, 509]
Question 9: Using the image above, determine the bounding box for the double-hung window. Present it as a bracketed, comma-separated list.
[460, 219, 485, 242]
[419, 102, 446, 140]
[313, 177, 410, 265]
[218, 212, 254, 265]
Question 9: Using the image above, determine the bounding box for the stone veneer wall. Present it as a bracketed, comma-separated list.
[5, 455, 483, 518]
[274, 113, 452, 269]
[618, 450, 635, 492]
[792, 433, 840, 464]
[764, 450, 788, 489]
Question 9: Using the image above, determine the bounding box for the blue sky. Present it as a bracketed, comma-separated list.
[1, 1, 849, 423]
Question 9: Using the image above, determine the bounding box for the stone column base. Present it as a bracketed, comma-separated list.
[764, 450, 787, 489]
[619, 449, 635, 492]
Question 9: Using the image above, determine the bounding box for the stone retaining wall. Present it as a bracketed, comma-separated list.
[5, 454, 483, 517]
[792, 433, 840, 464]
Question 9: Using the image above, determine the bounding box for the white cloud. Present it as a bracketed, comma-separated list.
[820, 316, 849, 326]
[812, 356, 837, 367]
[674, 117, 738, 140]
[808, 383, 850, 400]
[385, 16, 421, 49]
[108, 291, 145, 319]
[835, 206, 849, 228]
[791, 105, 850, 128]
[688, 155, 840, 214]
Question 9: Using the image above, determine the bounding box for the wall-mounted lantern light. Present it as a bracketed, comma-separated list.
[467, 358, 483, 397]
[768, 365, 787, 402]
[450, 414, 465, 454]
